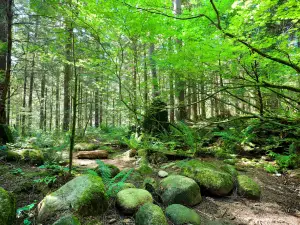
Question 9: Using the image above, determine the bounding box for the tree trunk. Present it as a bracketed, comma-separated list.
[143, 44, 148, 111]
[55, 71, 60, 130]
[63, 23, 73, 131]
[40, 73, 46, 129]
[0, 0, 12, 125]
[149, 43, 159, 97]
[28, 16, 39, 130]
[95, 80, 99, 127]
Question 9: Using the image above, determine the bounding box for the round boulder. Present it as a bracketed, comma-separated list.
[116, 188, 153, 214]
[135, 203, 168, 225]
[180, 160, 234, 196]
[165, 204, 201, 225]
[237, 175, 261, 199]
[37, 175, 108, 223]
[159, 175, 201, 206]
[158, 170, 168, 178]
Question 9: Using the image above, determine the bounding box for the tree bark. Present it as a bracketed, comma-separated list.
[0, 0, 13, 125]
[63, 22, 73, 131]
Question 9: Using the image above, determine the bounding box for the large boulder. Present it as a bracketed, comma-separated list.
[74, 143, 98, 151]
[237, 175, 261, 199]
[180, 160, 235, 196]
[158, 175, 201, 206]
[135, 203, 168, 225]
[37, 175, 108, 223]
[77, 150, 108, 159]
[7, 149, 44, 165]
[165, 204, 201, 225]
[116, 188, 153, 214]
[0, 187, 16, 225]
[52, 215, 81, 225]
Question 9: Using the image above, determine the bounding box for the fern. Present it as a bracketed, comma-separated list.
[96, 159, 111, 186]
[96, 160, 133, 197]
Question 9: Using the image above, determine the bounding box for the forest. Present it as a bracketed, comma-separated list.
[0, 0, 300, 224]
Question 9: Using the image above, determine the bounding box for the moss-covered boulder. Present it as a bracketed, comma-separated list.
[165, 204, 201, 225]
[37, 175, 108, 223]
[116, 188, 153, 214]
[237, 175, 261, 199]
[5, 150, 22, 161]
[0, 187, 16, 225]
[158, 175, 201, 206]
[135, 203, 168, 225]
[180, 160, 234, 196]
[74, 143, 98, 151]
[52, 215, 81, 225]
[13, 149, 44, 165]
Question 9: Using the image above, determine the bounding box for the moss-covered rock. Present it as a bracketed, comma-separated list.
[5, 150, 21, 161]
[13, 149, 44, 165]
[74, 143, 98, 151]
[116, 188, 153, 214]
[237, 175, 261, 199]
[220, 164, 238, 178]
[179, 160, 234, 196]
[135, 203, 168, 225]
[37, 175, 108, 223]
[0, 187, 16, 225]
[52, 215, 81, 225]
[165, 204, 201, 225]
[158, 175, 201, 206]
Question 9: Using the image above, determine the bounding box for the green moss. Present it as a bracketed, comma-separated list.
[135, 203, 168, 225]
[179, 160, 234, 196]
[220, 164, 238, 178]
[137, 164, 153, 175]
[52, 215, 81, 225]
[17, 149, 44, 165]
[159, 175, 201, 206]
[74, 143, 98, 151]
[165, 204, 201, 225]
[237, 175, 261, 199]
[0, 187, 16, 225]
[38, 175, 108, 222]
[116, 188, 153, 214]
[5, 151, 21, 161]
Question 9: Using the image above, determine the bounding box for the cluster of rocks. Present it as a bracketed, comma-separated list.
[0, 158, 261, 225]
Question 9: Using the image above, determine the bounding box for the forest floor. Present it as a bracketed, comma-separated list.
[1, 144, 300, 225]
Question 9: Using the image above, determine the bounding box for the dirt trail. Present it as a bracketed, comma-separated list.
[195, 168, 300, 225]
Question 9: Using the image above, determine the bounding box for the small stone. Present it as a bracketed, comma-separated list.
[109, 218, 117, 224]
[158, 170, 168, 178]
